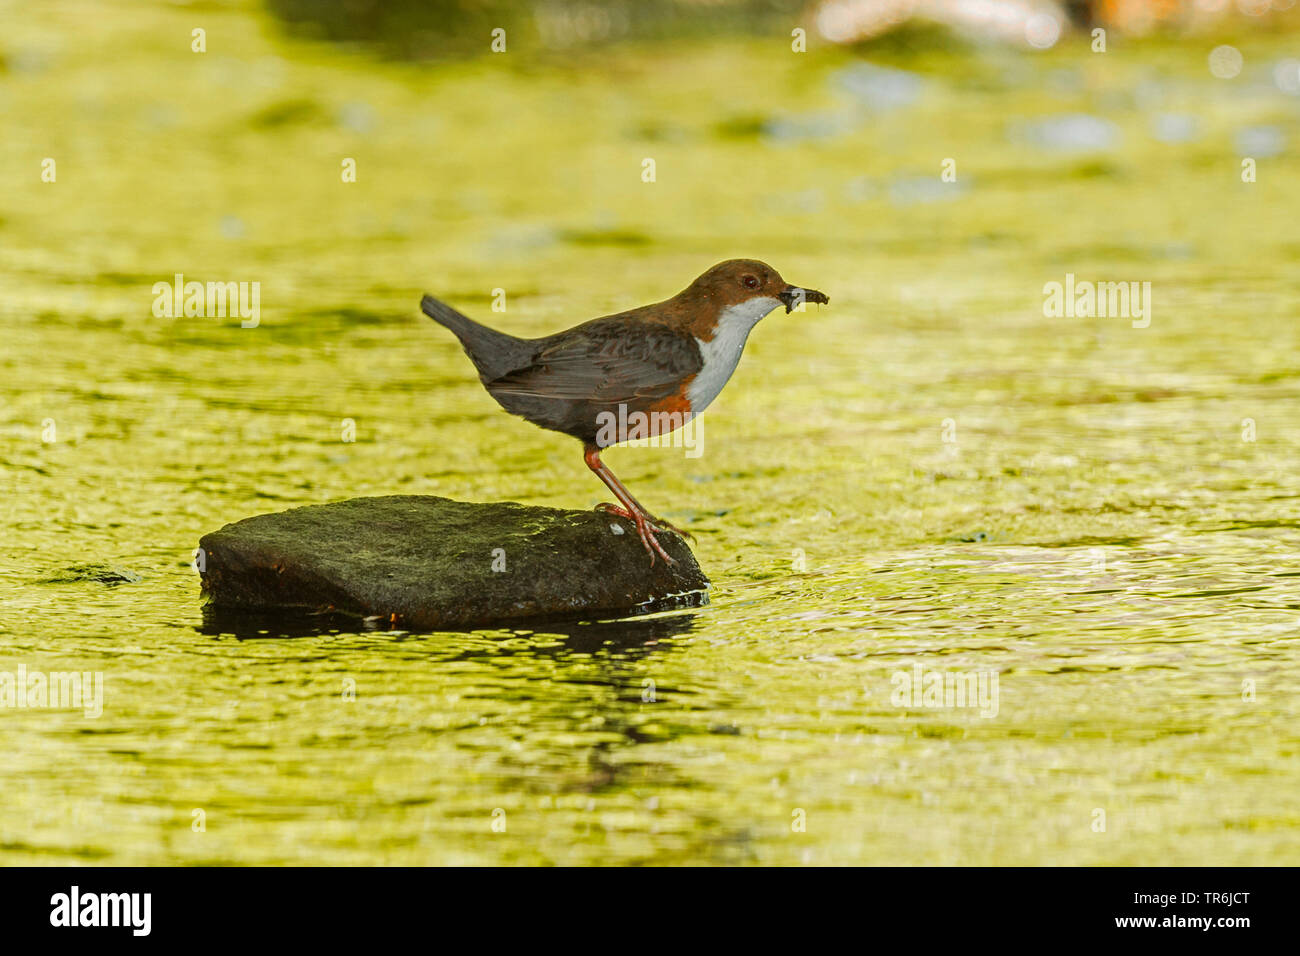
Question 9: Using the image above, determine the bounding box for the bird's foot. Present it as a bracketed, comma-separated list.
[594, 502, 675, 565]
[644, 513, 695, 542]
[595, 502, 694, 541]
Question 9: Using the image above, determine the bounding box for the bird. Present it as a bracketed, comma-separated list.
[420, 259, 828, 565]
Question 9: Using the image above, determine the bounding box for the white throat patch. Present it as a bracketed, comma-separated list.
[685, 296, 782, 415]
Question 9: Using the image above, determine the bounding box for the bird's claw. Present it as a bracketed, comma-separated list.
[648, 515, 695, 542]
[595, 502, 678, 565]
[596, 502, 694, 541]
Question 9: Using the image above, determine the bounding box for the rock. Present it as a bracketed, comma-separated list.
[40, 564, 143, 586]
[197, 496, 708, 631]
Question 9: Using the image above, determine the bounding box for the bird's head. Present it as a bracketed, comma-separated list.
[682, 259, 829, 318]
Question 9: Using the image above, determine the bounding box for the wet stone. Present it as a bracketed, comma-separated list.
[197, 496, 708, 631]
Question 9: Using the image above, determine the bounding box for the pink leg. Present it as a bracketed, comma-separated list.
[582, 447, 693, 539]
[584, 444, 675, 565]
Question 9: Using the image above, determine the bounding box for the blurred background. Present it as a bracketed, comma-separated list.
[262, 0, 1300, 56]
[2, 0, 1299, 865]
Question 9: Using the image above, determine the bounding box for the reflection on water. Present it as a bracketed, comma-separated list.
[200, 604, 699, 650]
[3, 3, 1300, 864]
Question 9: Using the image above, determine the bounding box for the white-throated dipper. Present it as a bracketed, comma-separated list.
[421, 259, 829, 564]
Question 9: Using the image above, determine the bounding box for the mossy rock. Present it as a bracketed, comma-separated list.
[198, 496, 708, 631]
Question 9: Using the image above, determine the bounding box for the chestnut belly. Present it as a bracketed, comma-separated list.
[487, 388, 694, 447]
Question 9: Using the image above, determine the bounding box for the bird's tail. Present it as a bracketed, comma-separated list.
[420, 294, 531, 383]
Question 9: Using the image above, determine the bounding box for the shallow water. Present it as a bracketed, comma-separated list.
[3, 3, 1299, 864]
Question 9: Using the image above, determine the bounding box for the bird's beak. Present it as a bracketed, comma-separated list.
[778, 285, 829, 314]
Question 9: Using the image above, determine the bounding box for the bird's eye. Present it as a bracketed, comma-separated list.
[742, 275, 760, 289]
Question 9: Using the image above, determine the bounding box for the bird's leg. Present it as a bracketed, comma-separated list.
[582, 448, 694, 541]
[586, 460, 693, 539]
[641, 509, 695, 542]
[583, 445, 674, 565]
[594, 493, 694, 542]
[612, 503, 695, 542]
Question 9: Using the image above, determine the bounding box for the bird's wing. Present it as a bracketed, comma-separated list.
[486, 318, 703, 404]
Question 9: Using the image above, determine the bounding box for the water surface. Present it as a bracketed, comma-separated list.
[2, 3, 1299, 864]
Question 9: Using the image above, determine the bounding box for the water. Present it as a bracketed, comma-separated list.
[3, 4, 1299, 864]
